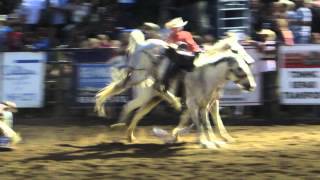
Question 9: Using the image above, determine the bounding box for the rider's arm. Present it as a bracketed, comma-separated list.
[182, 31, 201, 52]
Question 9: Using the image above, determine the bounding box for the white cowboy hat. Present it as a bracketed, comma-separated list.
[2, 101, 17, 113]
[274, 0, 295, 9]
[165, 17, 188, 29]
[143, 22, 160, 30]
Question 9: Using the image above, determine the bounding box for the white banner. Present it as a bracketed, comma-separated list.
[1, 52, 46, 108]
[279, 45, 320, 105]
[220, 47, 262, 106]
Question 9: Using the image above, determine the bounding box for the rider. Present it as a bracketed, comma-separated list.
[166, 17, 202, 53]
[160, 17, 202, 91]
[141, 22, 161, 39]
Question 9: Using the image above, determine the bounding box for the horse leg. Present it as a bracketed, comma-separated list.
[110, 98, 145, 128]
[202, 106, 227, 147]
[171, 110, 191, 142]
[199, 108, 219, 149]
[210, 100, 235, 143]
[126, 97, 162, 142]
[158, 90, 181, 111]
[188, 105, 216, 149]
[95, 81, 128, 117]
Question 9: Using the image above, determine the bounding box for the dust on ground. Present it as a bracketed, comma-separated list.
[1, 123, 320, 179]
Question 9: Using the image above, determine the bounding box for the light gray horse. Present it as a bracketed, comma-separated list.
[95, 30, 256, 148]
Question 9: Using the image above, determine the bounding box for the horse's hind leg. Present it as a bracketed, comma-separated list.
[110, 98, 144, 128]
[210, 100, 235, 143]
[171, 110, 191, 142]
[127, 97, 162, 142]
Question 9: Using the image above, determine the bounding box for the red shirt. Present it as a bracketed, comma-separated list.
[167, 30, 201, 52]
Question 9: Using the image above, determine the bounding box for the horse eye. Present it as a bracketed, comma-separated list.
[231, 49, 238, 54]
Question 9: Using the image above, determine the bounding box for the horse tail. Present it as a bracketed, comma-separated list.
[127, 29, 145, 54]
[94, 69, 129, 117]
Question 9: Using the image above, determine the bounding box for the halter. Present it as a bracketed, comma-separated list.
[229, 57, 249, 84]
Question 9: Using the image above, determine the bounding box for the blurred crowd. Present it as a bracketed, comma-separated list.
[250, 0, 320, 45]
[0, 0, 320, 53]
[0, 0, 134, 52]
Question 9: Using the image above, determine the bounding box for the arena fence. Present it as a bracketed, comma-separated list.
[0, 45, 319, 121]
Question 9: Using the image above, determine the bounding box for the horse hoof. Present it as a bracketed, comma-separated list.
[164, 136, 178, 144]
[127, 135, 136, 143]
[222, 136, 236, 143]
[200, 141, 218, 149]
[110, 123, 126, 129]
[214, 140, 227, 148]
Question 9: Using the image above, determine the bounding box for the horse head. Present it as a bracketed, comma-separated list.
[227, 51, 256, 92]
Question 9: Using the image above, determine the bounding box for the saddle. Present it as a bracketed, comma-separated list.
[165, 47, 196, 72]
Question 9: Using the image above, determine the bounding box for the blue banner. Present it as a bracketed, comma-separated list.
[73, 49, 130, 107]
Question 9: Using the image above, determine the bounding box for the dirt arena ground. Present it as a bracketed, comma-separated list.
[1, 121, 320, 179]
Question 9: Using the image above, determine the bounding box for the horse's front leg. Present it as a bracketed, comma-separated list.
[202, 106, 227, 147]
[210, 100, 235, 143]
[126, 97, 162, 142]
[189, 105, 217, 149]
[95, 81, 128, 117]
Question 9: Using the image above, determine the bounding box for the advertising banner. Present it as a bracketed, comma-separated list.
[73, 50, 130, 107]
[1, 52, 46, 108]
[279, 45, 320, 105]
[75, 63, 129, 106]
[220, 47, 262, 106]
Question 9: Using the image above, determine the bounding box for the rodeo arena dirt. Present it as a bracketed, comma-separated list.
[3, 0, 320, 179]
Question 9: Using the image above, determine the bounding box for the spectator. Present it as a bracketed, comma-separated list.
[18, 0, 45, 32]
[0, 15, 12, 51]
[251, 29, 277, 72]
[274, 0, 295, 45]
[97, 34, 111, 47]
[250, 0, 267, 41]
[7, 22, 24, 50]
[49, 0, 70, 45]
[278, 19, 295, 45]
[30, 27, 51, 50]
[293, 0, 312, 43]
[310, 0, 320, 44]
[312, 0, 320, 7]
[312, 32, 320, 43]
[67, 0, 89, 26]
[87, 38, 101, 48]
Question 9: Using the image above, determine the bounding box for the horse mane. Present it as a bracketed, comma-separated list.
[127, 29, 169, 55]
[204, 36, 234, 57]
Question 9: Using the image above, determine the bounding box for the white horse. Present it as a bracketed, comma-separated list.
[95, 30, 256, 148]
[95, 30, 181, 118]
